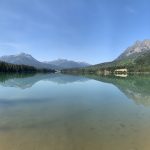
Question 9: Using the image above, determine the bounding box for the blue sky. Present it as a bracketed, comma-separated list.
[0, 0, 150, 64]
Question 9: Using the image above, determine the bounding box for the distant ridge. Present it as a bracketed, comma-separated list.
[0, 53, 90, 70]
[44, 59, 90, 69]
[0, 53, 57, 69]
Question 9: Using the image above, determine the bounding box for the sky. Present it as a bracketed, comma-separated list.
[0, 0, 150, 64]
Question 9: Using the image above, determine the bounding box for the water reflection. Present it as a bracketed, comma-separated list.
[0, 73, 150, 150]
[0, 73, 89, 89]
[0, 73, 149, 107]
[84, 74, 150, 107]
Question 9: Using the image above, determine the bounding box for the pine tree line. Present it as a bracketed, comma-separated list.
[0, 61, 55, 73]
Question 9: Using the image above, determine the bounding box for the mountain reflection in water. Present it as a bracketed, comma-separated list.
[0, 73, 150, 150]
[84, 74, 150, 107]
[0, 73, 149, 107]
[0, 73, 89, 89]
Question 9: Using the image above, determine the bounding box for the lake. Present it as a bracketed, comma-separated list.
[0, 73, 150, 150]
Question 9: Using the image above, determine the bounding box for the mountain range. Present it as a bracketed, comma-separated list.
[63, 39, 150, 73]
[0, 53, 90, 70]
[112, 39, 150, 70]
[0, 39, 150, 72]
[103, 39, 150, 67]
[44, 59, 90, 69]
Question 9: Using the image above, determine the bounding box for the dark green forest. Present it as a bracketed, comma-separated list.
[0, 61, 56, 73]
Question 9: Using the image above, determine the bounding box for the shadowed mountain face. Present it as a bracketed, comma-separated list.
[0, 73, 89, 89]
[83, 74, 150, 107]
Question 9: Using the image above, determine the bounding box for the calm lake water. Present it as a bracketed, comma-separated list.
[0, 73, 150, 150]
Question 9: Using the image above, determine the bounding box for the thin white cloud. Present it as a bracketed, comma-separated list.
[126, 6, 136, 14]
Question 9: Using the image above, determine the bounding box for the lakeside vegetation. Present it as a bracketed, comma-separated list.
[0, 61, 56, 73]
[62, 51, 150, 75]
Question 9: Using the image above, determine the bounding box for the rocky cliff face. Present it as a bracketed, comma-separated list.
[116, 40, 150, 60]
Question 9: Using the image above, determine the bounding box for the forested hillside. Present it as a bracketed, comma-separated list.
[0, 61, 56, 73]
[62, 40, 150, 74]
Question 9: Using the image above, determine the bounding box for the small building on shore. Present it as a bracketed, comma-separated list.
[114, 68, 128, 74]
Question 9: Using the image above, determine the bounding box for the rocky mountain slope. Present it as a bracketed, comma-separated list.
[62, 39, 150, 73]
[45, 59, 90, 69]
[0, 53, 90, 70]
[116, 40, 150, 60]
[0, 53, 57, 69]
